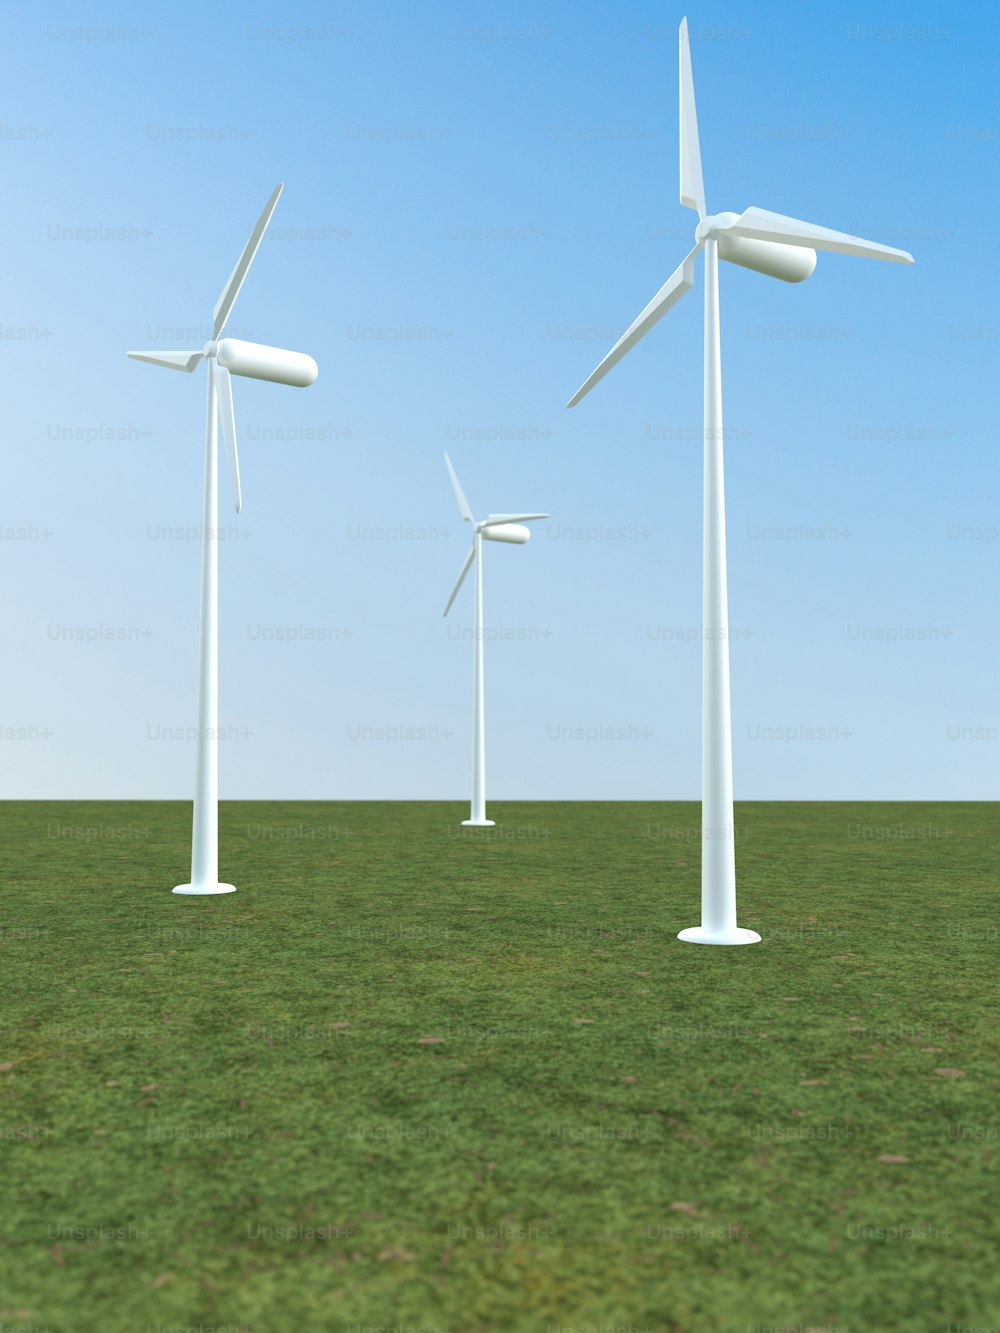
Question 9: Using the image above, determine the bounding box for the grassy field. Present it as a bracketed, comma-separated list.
[0, 799, 996, 1332]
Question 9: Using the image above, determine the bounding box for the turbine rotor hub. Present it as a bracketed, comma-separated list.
[696, 211, 739, 243]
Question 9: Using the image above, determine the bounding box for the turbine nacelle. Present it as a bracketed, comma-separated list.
[212, 338, 318, 388]
[698, 212, 817, 284]
[480, 523, 531, 545]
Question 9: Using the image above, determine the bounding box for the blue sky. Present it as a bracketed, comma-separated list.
[2, 0, 996, 800]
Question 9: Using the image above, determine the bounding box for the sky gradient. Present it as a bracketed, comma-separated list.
[2, 0, 996, 800]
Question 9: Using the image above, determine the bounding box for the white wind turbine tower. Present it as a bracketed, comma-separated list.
[128, 184, 318, 895]
[442, 453, 548, 827]
[568, 19, 913, 944]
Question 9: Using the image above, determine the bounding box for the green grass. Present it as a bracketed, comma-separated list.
[1, 800, 996, 1331]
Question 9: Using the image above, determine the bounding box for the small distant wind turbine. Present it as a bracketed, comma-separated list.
[442, 453, 548, 827]
[567, 20, 913, 944]
[128, 184, 318, 895]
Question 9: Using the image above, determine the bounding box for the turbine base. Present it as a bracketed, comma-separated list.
[461, 820, 495, 828]
[172, 883, 237, 896]
[677, 925, 761, 946]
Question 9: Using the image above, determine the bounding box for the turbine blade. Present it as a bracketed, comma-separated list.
[567, 245, 700, 408]
[126, 350, 202, 372]
[444, 452, 474, 523]
[725, 207, 914, 264]
[214, 363, 243, 514]
[481, 514, 548, 526]
[443, 541, 477, 617]
[679, 18, 706, 219]
[212, 184, 283, 338]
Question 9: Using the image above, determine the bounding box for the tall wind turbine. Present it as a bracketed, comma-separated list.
[567, 19, 913, 944]
[442, 453, 548, 827]
[128, 184, 318, 895]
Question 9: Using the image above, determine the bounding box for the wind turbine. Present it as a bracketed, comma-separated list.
[128, 184, 318, 895]
[567, 19, 913, 944]
[442, 453, 548, 827]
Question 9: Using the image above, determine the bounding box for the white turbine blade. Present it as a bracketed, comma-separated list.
[725, 207, 914, 264]
[444, 452, 474, 523]
[481, 514, 548, 526]
[443, 541, 477, 617]
[679, 18, 706, 219]
[212, 184, 283, 338]
[567, 245, 700, 408]
[126, 350, 202, 372]
[214, 363, 242, 514]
